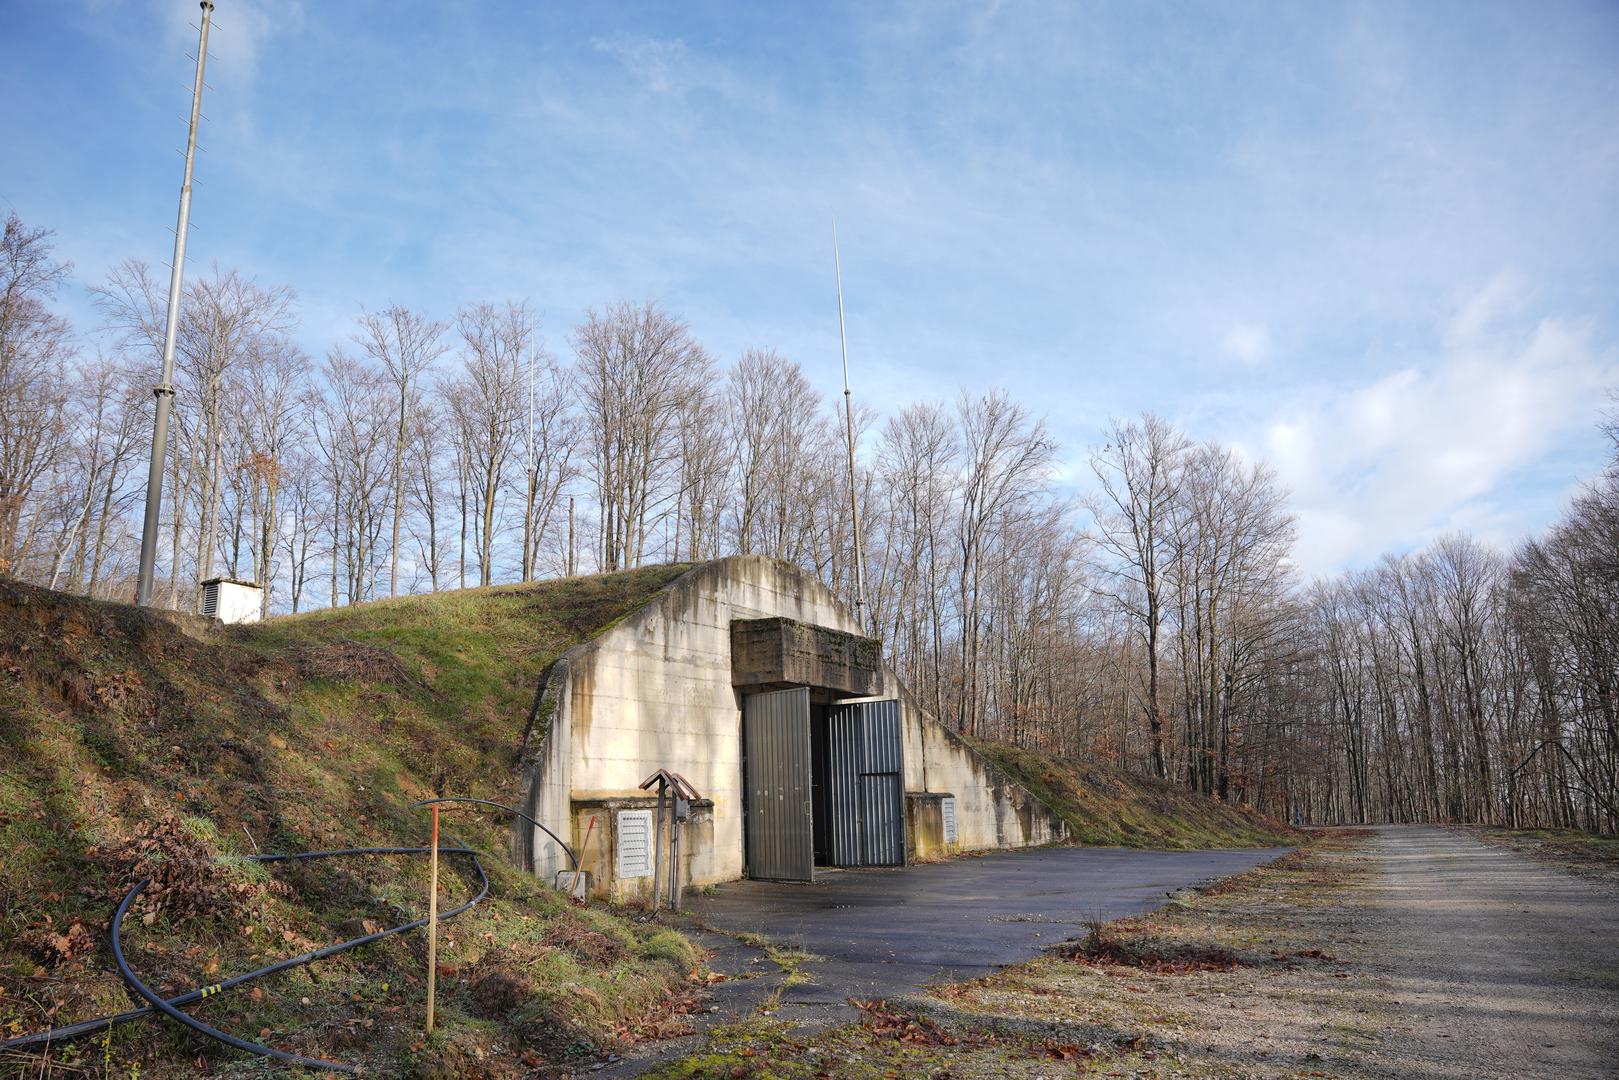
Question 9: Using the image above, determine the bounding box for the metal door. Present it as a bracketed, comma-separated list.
[825, 699, 906, 867]
[742, 687, 814, 881]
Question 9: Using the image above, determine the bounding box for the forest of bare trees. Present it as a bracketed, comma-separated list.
[3, 211, 1614, 833]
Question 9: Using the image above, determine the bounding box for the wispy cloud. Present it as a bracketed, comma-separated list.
[161, 0, 301, 91]
[592, 33, 690, 95]
[1241, 272, 1615, 578]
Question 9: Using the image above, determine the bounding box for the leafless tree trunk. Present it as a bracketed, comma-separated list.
[1088, 413, 1187, 778]
[355, 306, 447, 597]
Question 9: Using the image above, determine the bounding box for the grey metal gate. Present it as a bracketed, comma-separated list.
[742, 687, 814, 881]
[825, 699, 905, 867]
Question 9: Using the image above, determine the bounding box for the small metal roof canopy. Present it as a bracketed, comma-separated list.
[639, 769, 701, 802]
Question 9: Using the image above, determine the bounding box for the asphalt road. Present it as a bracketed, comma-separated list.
[686, 845, 1291, 1006]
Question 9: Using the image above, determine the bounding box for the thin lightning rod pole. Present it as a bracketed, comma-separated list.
[832, 217, 870, 634]
[136, 1, 215, 606]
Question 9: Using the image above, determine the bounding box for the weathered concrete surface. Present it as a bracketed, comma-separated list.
[517, 556, 1067, 901]
[906, 791, 949, 860]
[1360, 825, 1619, 1080]
[688, 844, 1292, 1007]
[730, 616, 882, 697]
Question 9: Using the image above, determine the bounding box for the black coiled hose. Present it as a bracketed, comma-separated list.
[3, 844, 489, 1071]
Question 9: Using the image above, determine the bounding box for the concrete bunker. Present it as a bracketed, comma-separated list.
[515, 556, 1065, 903]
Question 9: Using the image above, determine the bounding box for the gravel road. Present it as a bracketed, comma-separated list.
[1362, 825, 1619, 1079]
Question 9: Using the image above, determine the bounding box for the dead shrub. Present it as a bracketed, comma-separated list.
[88, 811, 271, 921]
[297, 640, 413, 685]
[1064, 931, 1244, 975]
[540, 913, 626, 966]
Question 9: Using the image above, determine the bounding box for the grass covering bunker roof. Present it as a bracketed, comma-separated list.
[0, 566, 703, 1077]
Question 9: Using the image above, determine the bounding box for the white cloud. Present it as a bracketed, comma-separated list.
[588, 33, 760, 105]
[1245, 273, 1615, 578]
[1221, 321, 1271, 366]
[592, 33, 688, 95]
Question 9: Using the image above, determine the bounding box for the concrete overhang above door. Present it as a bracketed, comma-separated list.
[730, 616, 882, 699]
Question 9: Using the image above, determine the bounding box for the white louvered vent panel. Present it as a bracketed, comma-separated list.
[941, 796, 958, 845]
[616, 810, 655, 879]
[201, 581, 220, 618]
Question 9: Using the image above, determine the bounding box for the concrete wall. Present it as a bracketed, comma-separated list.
[516, 555, 1065, 900]
[886, 676, 1066, 852]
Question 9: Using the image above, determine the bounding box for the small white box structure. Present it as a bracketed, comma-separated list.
[941, 796, 958, 845]
[553, 870, 592, 899]
[200, 578, 263, 624]
[616, 809, 655, 879]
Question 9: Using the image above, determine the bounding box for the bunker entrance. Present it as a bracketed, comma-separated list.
[733, 616, 896, 882]
[742, 688, 904, 881]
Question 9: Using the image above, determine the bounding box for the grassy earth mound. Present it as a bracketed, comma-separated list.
[0, 567, 699, 1078]
[967, 739, 1302, 849]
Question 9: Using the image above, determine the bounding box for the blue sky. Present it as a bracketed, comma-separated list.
[4, 0, 1617, 578]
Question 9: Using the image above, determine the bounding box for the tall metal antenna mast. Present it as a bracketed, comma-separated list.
[832, 217, 871, 634]
[136, 1, 215, 606]
[526, 342, 536, 581]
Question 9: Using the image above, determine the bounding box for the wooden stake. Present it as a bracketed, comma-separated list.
[425, 803, 440, 1034]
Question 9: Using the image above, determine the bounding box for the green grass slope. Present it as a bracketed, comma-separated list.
[968, 739, 1302, 849]
[0, 567, 697, 1079]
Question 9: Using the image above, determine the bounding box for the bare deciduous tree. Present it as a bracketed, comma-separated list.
[355, 305, 448, 597]
[0, 214, 73, 577]
[573, 301, 711, 571]
[1088, 413, 1188, 778]
[443, 302, 529, 587]
[954, 391, 1055, 734]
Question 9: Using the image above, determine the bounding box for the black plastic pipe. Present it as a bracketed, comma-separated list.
[112, 875, 358, 1073]
[414, 796, 579, 869]
[2, 844, 488, 1058]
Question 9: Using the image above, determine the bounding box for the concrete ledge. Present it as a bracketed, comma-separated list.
[730, 616, 883, 697]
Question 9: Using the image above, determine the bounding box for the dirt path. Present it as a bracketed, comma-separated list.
[1361, 824, 1619, 1079]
